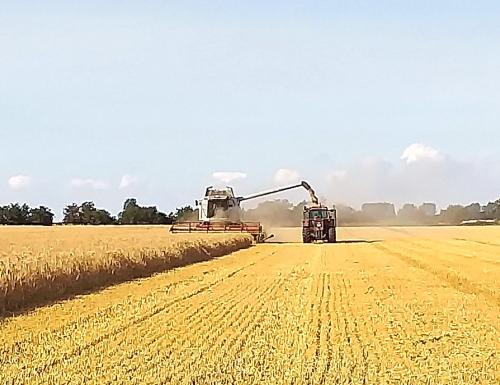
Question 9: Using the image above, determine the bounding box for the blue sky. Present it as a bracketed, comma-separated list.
[1, 1, 500, 217]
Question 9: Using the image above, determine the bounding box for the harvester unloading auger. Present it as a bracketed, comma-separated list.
[170, 181, 319, 242]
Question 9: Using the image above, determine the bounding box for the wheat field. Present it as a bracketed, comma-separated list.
[0, 226, 252, 315]
[0, 226, 499, 384]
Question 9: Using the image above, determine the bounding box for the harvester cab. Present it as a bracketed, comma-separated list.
[171, 181, 320, 243]
[302, 205, 337, 243]
[196, 186, 241, 222]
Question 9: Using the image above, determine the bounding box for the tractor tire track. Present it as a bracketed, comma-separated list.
[7, 256, 267, 380]
[54, 279, 253, 382]
[373, 243, 500, 307]
[180, 275, 286, 384]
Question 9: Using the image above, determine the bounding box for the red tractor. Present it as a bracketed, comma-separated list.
[302, 205, 337, 243]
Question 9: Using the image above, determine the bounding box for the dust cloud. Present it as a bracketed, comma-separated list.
[325, 148, 500, 209]
[266, 227, 302, 243]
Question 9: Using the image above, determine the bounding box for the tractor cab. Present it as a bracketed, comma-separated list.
[306, 207, 333, 220]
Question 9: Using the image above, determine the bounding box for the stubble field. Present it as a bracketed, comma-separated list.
[0, 226, 498, 384]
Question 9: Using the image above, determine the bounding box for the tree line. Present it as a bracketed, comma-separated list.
[0, 199, 196, 226]
[0, 204, 54, 225]
[62, 199, 197, 225]
[340, 200, 500, 226]
[243, 198, 500, 226]
[1, 197, 500, 226]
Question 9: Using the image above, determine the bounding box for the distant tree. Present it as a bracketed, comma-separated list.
[119, 198, 170, 225]
[63, 203, 82, 224]
[172, 206, 198, 222]
[3, 203, 30, 225]
[29, 206, 54, 226]
[140, 206, 158, 224]
[0, 203, 54, 225]
[94, 209, 116, 225]
[155, 211, 171, 224]
[20, 204, 31, 224]
[397, 204, 422, 224]
[439, 205, 469, 225]
[63, 202, 116, 225]
[419, 203, 437, 217]
[80, 201, 97, 224]
[335, 204, 362, 226]
[494, 199, 500, 220]
[465, 203, 481, 219]
[483, 202, 496, 219]
[483, 199, 500, 220]
[361, 203, 396, 221]
[119, 198, 140, 224]
[0, 206, 6, 224]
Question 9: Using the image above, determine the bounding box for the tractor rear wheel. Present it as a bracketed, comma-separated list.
[328, 228, 337, 243]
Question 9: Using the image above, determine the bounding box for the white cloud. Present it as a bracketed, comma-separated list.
[274, 168, 300, 184]
[401, 143, 444, 164]
[70, 178, 109, 190]
[8, 175, 32, 190]
[119, 174, 139, 189]
[212, 171, 247, 183]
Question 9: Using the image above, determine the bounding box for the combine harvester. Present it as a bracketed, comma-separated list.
[171, 181, 337, 243]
